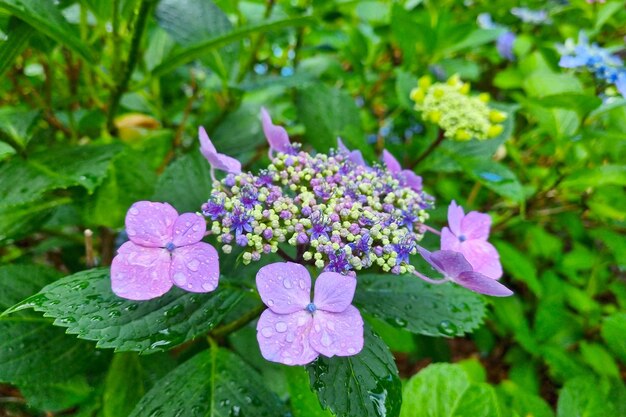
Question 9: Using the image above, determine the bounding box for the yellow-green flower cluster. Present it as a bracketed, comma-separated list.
[410, 75, 507, 141]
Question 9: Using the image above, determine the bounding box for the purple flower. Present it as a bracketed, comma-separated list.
[111, 201, 219, 300]
[382, 150, 423, 193]
[325, 250, 352, 274]
[393, 238, 414, 266]
[497, 31, 516, 61]
[256, 262, 364, 365]
[308, 211, 331, 240]
[201, 198, 226, 220]
[199, 127, 242, 177]
[337, 137, 367, 166]
[417, 247, 513, 297]
[229, 206, 253, 237]
[440, 201, 502, 280]
[261, 107, 293, 155]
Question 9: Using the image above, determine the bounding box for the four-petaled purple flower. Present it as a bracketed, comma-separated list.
[199, 126, 242, 181]
[201, 198, 226, 220]
[308, 211, 331, 240]
[440, 201, 502, 280]
[229, 206, 253, 237]
[417, 247, 513, 297]
[111, 201, 219, 300]
[382, 150, 423, 193]
[256, 262, 364, 365]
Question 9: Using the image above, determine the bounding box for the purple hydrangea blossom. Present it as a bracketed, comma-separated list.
[256, 262, 363, 365]
[440, 200, 503, 280]
[497, 32, 516, 61]
[417, 247, 512, 297]
[111, 201, 219, 300]
[382, 150, 423, 193]
[199, 127, 242, 181]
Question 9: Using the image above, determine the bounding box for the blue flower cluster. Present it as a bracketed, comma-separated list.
[558, 32, 626, 97]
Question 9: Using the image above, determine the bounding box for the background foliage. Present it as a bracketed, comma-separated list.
[1, 0, 625, 416]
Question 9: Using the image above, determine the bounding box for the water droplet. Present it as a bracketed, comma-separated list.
[347, 347, 356, 354]
[394, 317, 408, 327]
[130, 207, 139, 215]
[187, 259, 200, 271]
[173, 272, 187, 286]
[202, 282, 214, 291]
[275, 321, 288, 333]
[267, 299, 274, 307]
[320, 332, 332, 347]
[299, 279, 306, 289]
[326, 321, 335, 331]
[285, 332, 295, 342]
[261, 327, 273, 337]
[283, 279, 292, 289]
[437, 320, 458, 336]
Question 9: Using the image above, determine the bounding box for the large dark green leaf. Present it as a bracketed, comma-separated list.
[0, 18, 33, 77]
[296, 83, 371, 158]
[0, 0, 95, 62]
[284, 367, 334, 417]
[0, 143, 121, 209]
[0, 264, 60, 310]
[354, 274, 486, 337]
[129, 345, 287, 417]
[307, 325, 402, 417]
[0, 107, 40, 149]
[4, 268, 246, 353]
[152, 151, 213, 213]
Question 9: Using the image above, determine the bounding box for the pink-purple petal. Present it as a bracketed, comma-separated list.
[309, 307, 364, 357]
[447, 200, 464, 237]
[199, 126, 218, 161]
[440, 227, 461, 252]
[198, 126, 242, 174]
[170, 242, 220, 293]
[313, 272, 356, 313]
[256, 309, 318, 366]
[382, 150, 402, 173]
[428, 250, 473, 279]
[455, 271, 513, 296]
[171, 213, 206, 247]
[111, 242, 173, 300]
[256, 262, 311, 314]
[459, 240, 503, 280]
[461, 211, 492, 240]
[261, 107, 291, 153]
[399, 169, 423, 192]
[125, 201, 178, 248]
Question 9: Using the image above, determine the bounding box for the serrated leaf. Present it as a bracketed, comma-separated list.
[152, 151, 213, 213]
[129, 345, 287, 417]
[307, 325, 402, 417]
[0, 0, 95, 62]
[296, 83, 371, 159]
[0, 18, 33, 77]
[0, 197, 70, 243]
[0, 264, 60, 310]
[4, 268, 246, 353]
[400, 363, 502, 417]
[0, 143, 121, 209]
[354, 273, 486, 337]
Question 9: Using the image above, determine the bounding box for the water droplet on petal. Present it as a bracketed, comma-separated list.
[326, 321, 335, 331]
[320, 332, 332, 347]
[283, 279, 292, 289]
[187, 260, 200, 271]
[261, 327, 273, 337]
[347, 347, 356, 354]
[267, 299, 274, 307]
[173, 272, 187, 286]
[130, 208, 139, 215]
[202, 282, 214, 291]
[275, 322, 288, 333]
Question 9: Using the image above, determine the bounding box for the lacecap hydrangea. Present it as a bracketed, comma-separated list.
[410, 75, 507, 141]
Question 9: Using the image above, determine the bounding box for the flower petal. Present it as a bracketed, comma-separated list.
[313, 272, 356, 313]
[111, 242, 172, 300]
[440, 227, 461, 252]
[125, 201, 177, 247]
[337, 138, 366, 166]
[170, 242, 220, 293]
[199, 126, 217, 159]
[428, 250, 473, 279]
[198, 126, 242, 174]
[447, 200, 464, 237]
[382, 149, 401, 173]
[212, 153, 242, 174]
[171, 213, 206, 247]
[459, 240, 503, 280]
[399, 169, 422, 192]
[455, 271, 513, 297]
[309, 307, 364, 358]
[461, 211, 491, 240]
[261, 107, 291, 153]
[256, 262, 311, 314]
[256, 309, 318, 366]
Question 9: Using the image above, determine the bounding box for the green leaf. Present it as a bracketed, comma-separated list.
[296, 83, 370, 158]
[0, 197, 70, 243]
[493, 241, 541, 296]
[284, 366, 334, 417]
[0, 0, 95, 62]
[149, 15, 314, 80]
[594, 1, 624, 31]
[400, 363, 502, 417]
[0, 18, 34, 77]
[354, 273, 486, 337]
[457, 158, 525, 203]
[129, 345, 287, 417]
[579, 341, 620, 378]
[0, 143, 121, 209]
[534, 93, 602, 116]
[307, 325, 402, 417]
[152, 151, 213, 213]
[0, 141, 16, 161]
[444, 28, 505, 54]
[395, 70, 418, 110]
[601, 313, 626, 364]
[0, 264, 60, 310]
[19, 375, 93, 412]
[5, 268, 246, 353]
[561, 165, 626, 189]
[0, 107, 40, 149]
[556, 376, 617, 417]
[523, 71, 583, 97]
[103, 353, 145, 417]
[497, 381, 555, 417]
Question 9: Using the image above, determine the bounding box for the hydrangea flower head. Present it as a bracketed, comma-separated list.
[417, 247, 512, 297]
[410, 75, 507, 140]
[111, 201, 219, 300]
[199, 127, 242, 179]
[440, 200, 502, 280]
[256, 262, 363, 365]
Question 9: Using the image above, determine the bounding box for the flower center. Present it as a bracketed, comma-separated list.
[458, 234, 467, 242]
[165, 242, 176, 252]
[306, 303, 317, 313]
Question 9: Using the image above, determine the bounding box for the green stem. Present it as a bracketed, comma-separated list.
[210, 304, 265, 338]
[411, 128, 445, 168]
[106, 0, 154, 134]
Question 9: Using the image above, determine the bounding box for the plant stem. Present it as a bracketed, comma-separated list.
[106, 0, 154, 134]
[412, 129, 445, 168]
[210, 304, 265, 338]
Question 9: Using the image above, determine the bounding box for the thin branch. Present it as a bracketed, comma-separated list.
[411, 129, 446, 168]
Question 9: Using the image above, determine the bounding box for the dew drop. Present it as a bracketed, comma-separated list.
[130, 207, 139, 215]
[202, 282, 214, 291]
[187, 259, 200, 271]
[275, 321, 288, 333]
[173, 272, 187, 286]
[437, 320, 458, 336]
[347, 347, 356, 354]
[283, 279, 293, 289]
[320, 332, 332, 347]
[261, 327, 273, 337]
[326, 321, 335, 331]
[267, 299, 274, 307]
